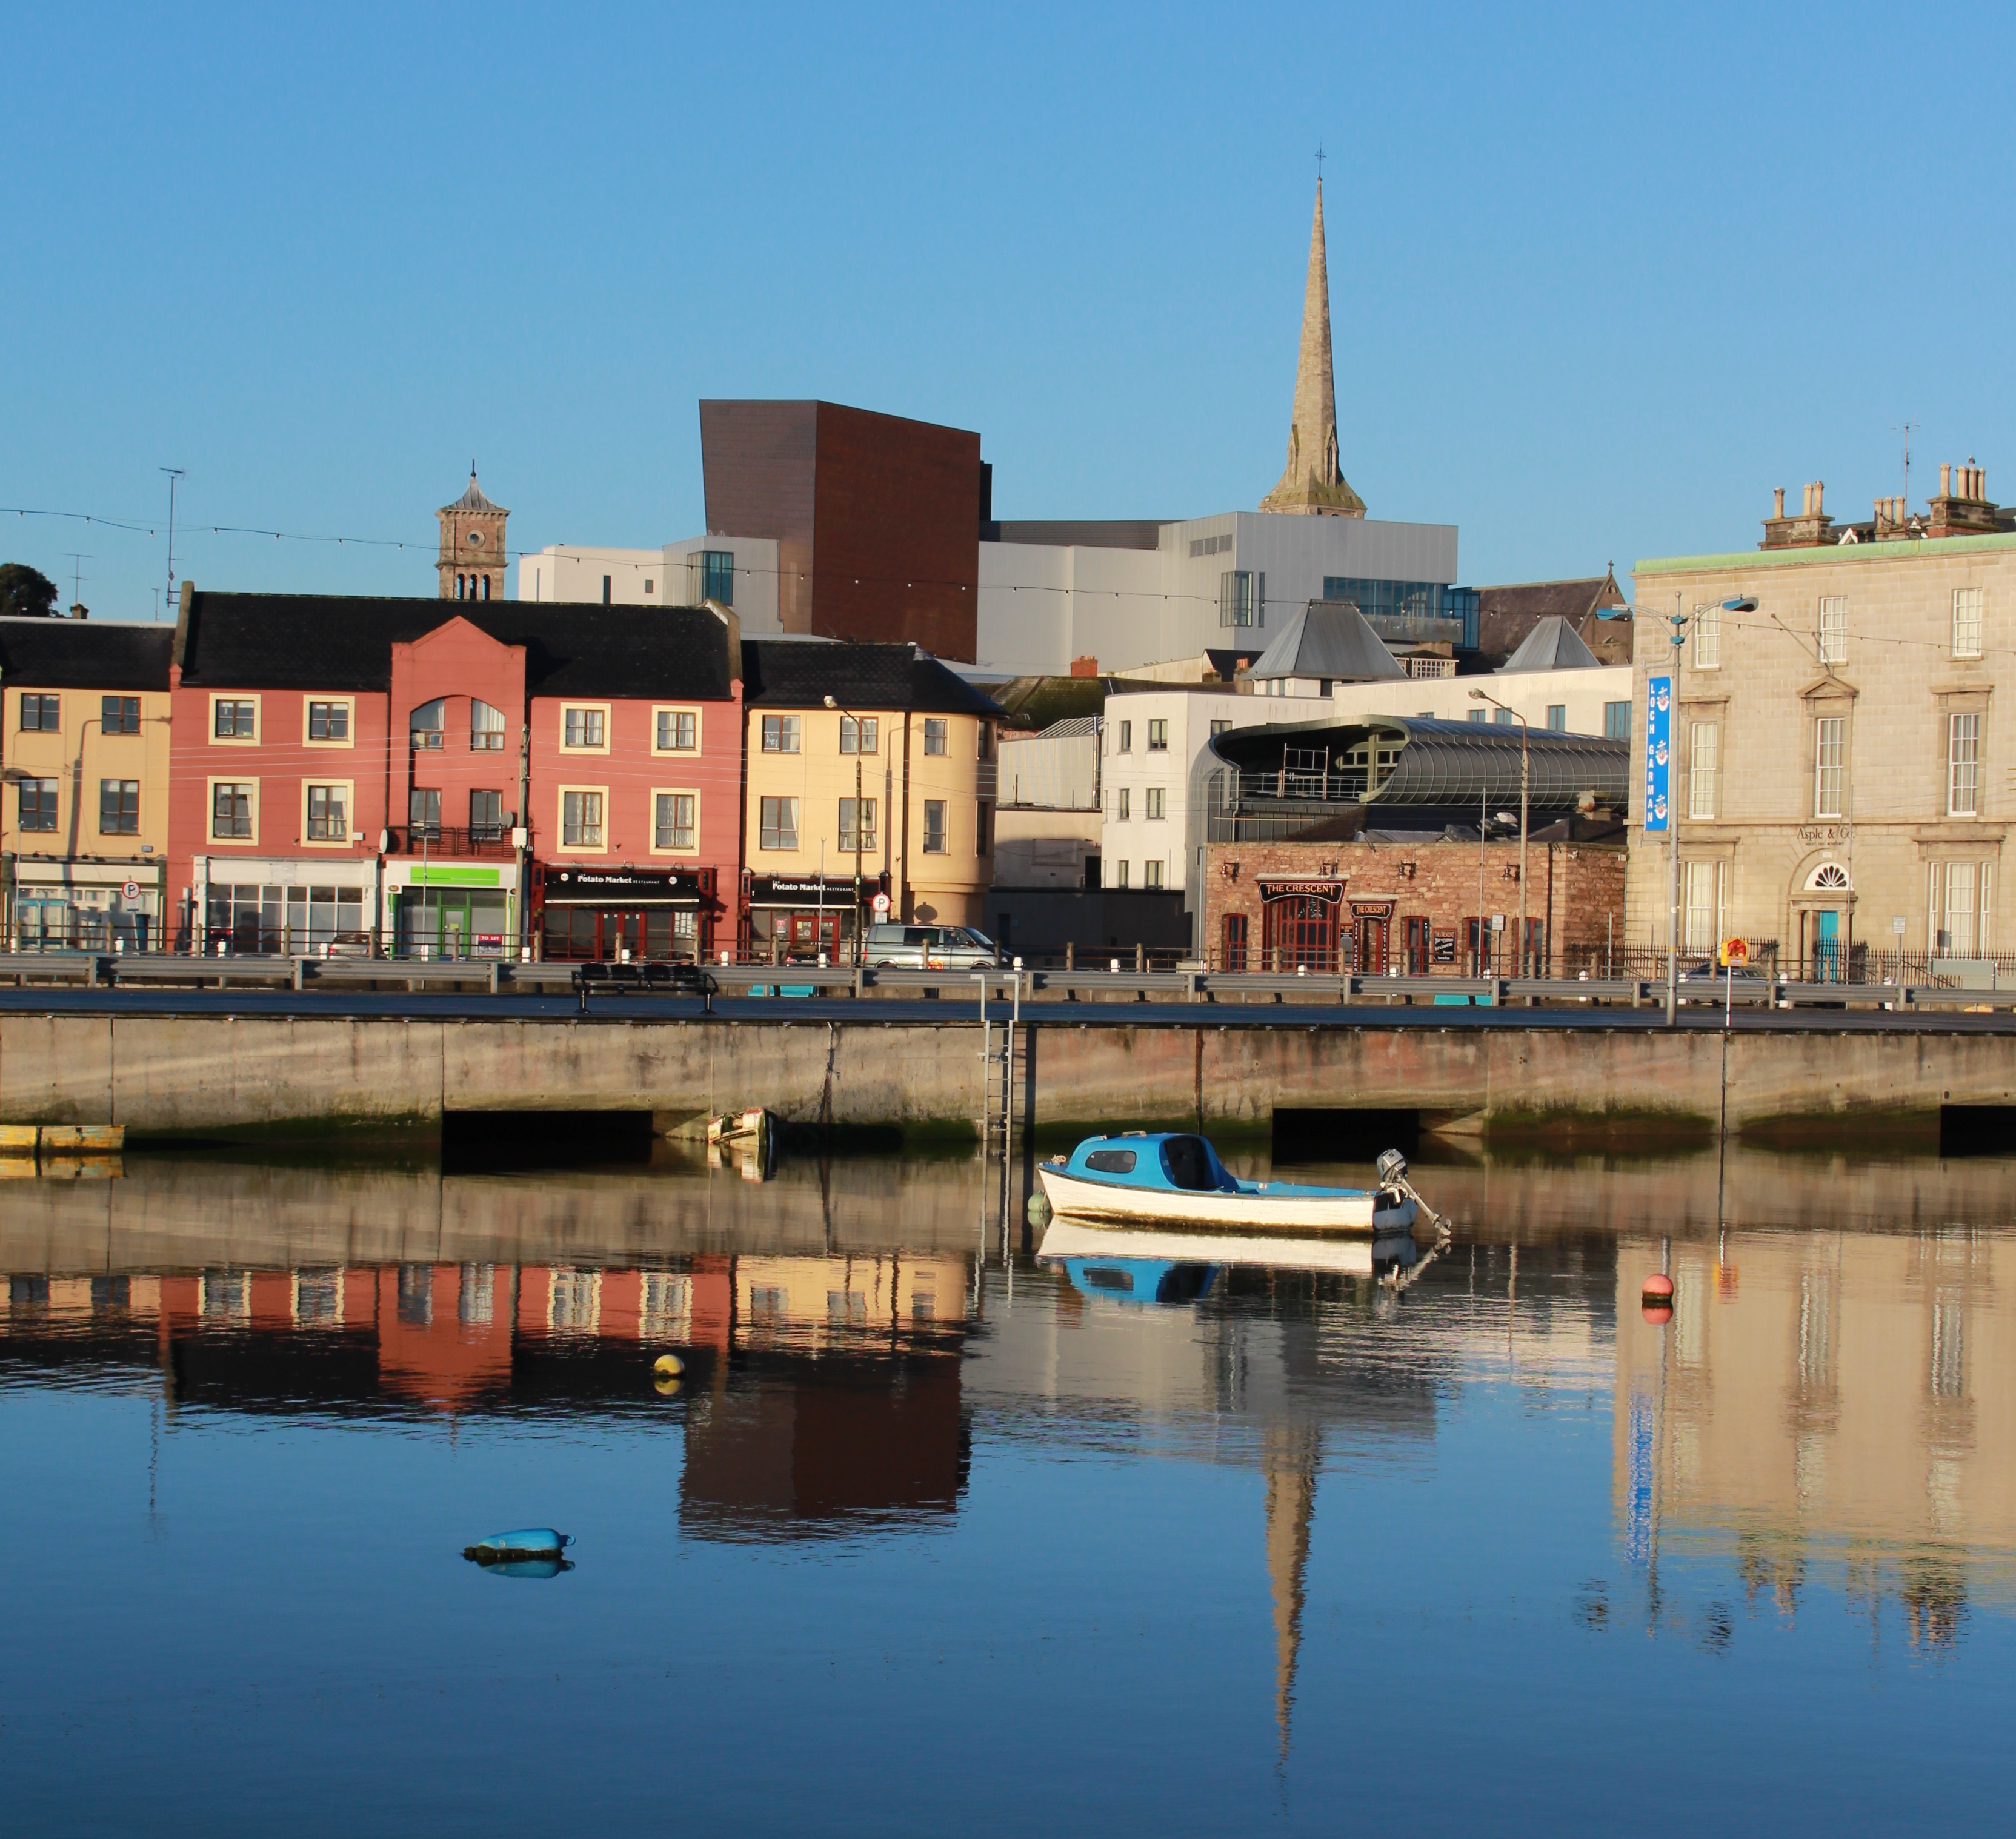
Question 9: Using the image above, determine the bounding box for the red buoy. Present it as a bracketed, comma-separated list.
[1642, 1302, 1674, 1326]
[1642, 1272, 1675, 1302]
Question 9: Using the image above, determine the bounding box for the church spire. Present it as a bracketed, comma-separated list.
[1259, 176, 1365, 517]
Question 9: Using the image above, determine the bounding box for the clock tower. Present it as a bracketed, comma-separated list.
[438, 465, 510, 600]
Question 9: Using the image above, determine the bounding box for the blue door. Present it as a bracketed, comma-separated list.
[1815, 909, 1840, 982]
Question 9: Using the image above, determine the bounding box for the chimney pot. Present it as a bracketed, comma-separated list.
[1773, 487, 1786, 518]
[1941, 462, 1952, 498]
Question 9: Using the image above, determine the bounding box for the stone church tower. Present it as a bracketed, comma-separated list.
[438, 466, 510, 600]
[1259, 178, 1365, 517]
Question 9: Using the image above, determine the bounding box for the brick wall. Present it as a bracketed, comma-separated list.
[1202, 836, 1625, 974]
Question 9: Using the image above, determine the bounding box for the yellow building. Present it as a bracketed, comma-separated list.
[0, 619, 175, 949]
[739, 640, 1003, 953]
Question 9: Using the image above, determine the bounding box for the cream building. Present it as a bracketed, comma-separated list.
[1629, 477, 2016, 977]
[739, 639, 1004, 949]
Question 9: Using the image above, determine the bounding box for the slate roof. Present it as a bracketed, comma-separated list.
[1499, 615, 1603, 673]
[0, 617, 173, 690]
[442, 469, 506, 515]
[1248, 600, 1405, 682]
[177, 594, 734, 699]
[740, 640, 1005, 717]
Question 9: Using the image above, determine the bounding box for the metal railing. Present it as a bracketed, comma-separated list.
[385, 824, 517, 857]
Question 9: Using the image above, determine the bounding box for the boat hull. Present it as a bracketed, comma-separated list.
[1036, 1166, 1414, 1235]
[1038, 1219, 1379, 1275]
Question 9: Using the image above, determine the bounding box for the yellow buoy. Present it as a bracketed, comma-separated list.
[653, 1353, 685, 1378]
[654, 1375, 683, 1397]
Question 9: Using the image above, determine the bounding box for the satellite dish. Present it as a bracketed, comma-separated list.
[378, 828, 393, 854]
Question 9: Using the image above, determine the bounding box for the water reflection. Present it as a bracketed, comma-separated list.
[2, 1142, 2015, 1826]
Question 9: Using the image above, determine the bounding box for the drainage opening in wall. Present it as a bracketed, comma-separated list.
[1938, 1105, 2016, 1157]
[1272, 1108, 1420, 1165]
[442, 1109, 656, 1173]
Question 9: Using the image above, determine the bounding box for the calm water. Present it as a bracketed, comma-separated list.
[3, 1140, 2013, 1835]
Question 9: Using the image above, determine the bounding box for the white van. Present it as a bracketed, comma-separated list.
[863, 923, 1000, 969]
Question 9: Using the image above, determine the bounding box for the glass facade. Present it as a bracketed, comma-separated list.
[1323, 579, 1479, 651]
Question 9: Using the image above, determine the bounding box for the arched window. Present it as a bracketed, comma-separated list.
[456, 574, 465, 599]
[471, 700, 505, 751]
[1806, 862, 1851, 891]
[481, 574, 491, 600]
[410, 699, 445, 750]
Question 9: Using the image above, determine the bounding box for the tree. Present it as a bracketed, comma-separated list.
[0, 564, 58, 619]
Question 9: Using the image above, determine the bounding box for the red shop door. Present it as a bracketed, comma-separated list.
[1263, 896, 1338, 971]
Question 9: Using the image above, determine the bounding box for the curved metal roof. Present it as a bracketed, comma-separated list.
[1206, 715, 1628, 813]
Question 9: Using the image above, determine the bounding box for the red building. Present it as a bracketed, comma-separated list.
[167, 588, 742, 957]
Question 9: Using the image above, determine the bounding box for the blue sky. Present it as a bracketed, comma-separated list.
[5, 1, 2014, 619]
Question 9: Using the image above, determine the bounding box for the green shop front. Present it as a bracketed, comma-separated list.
[385, 861, 519, 958]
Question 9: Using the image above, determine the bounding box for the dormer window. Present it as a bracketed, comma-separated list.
[411, 699, 445, 750]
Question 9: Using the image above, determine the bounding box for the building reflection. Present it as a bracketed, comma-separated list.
[1615, 1223, 2016, 1649]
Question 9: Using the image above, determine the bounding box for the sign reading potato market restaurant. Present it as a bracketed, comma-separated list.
[1256, 878, 1345, 903]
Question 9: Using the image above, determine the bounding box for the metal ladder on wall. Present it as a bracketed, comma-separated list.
[974, 970, 1022, 1147]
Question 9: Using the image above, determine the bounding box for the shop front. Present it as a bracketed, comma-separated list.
[539, 865, 713, 962]
[1257, 876, 1345, 972]
[192, 856, 382, 956]
[742, 873, 877, 962]
[8, 856, 165, 953]
[387, 862, 519, 959]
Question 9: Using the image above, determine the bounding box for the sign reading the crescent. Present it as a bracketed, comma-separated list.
[1256, 877, 1345, 903]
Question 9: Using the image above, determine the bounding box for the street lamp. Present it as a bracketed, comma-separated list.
[1649, 595, 1756, 1023]
[1468, 688, 1529, 977]
[823, 694, 867, 965]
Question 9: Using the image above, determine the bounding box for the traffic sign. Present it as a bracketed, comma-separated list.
[122, 880, 141, 902]
[871, 892, 891, 916]
[1721, 937, 1748, 967]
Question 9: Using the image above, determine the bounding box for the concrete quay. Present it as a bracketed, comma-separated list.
[4, 993, 2015, 1149]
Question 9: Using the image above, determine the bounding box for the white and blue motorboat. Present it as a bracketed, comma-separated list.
[1035, 1132, 1419, 1235]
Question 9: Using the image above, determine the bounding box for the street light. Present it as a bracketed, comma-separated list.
[1648, 595, 1756, 1023]
[1468, 688, 1529, 977]
[823, 694, 867, 965]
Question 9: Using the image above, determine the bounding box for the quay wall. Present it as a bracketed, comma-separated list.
[4, 1012, 2014, 1146]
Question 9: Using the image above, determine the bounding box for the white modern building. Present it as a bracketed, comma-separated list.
[517, 537, 782, 632]
[1329, 617, 1634, 740]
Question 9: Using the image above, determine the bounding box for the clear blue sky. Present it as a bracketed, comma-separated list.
[6, 1, 2014, 619]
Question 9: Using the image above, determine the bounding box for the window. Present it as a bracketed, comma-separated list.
[759, 796, 798, 851]
[307, 700, 349, 742]
[101, 696, 141, 735]
[211, 782, 253, 839]
[1467, 708, 1486, 723]
[1219, 570, 1263, 628]
[1146, 787, 1165, 820]
[1604, 700, 1631, 740]
[644, 580, 654, 596]
[470, 790, 505, 839]
[838, 797, 877, 853]
[1546, 705, 1567, 731]
[1952, 587, 1984, 659]
[1188, 533, 1232, 558]
[562, 790, 605, 848]
[924, 718, 948, 756]
[1117, 719, 1134, 753]
[305, 784, 347, 841]
[1116, 786, 1131, 821]
[1147, 719, 1168, 751]
[409, 788, 441, 836]
[1692, 605, 1720, 670]
[1144, 860, 1164, 888]
[601, 574, 611, 605]
[977, 724, 992, 760]
[1493, 708, 1515, 726]
[1948, 712, 1981, 816]
[562, 707, 605, 749]
[657, 708, 698, 751]
[656, 793, 696, 850]
[1818, 596, 1848, 665]
[410, 699, 444, 749]
[18, 778, 57, 831]
[761, 714, 799, 754]
[1944, 862, 1979, 955]
[215, 699, 256, 739]
[1814, 716, 1845, 818]
[839, 715, 878, 754]
[1688, 720, 1718, 820]
[1114, 859, 1130, 888]
[21, 693, 58, 731]
[692, 550, 735, 606]
[471, 700, 505, 750]
[1210, 719, 1231, 737]
[1683, 860, 1719, 954]
[923, 799, 946, 853]
[98, 780, 139, 834]
[976, 800, 991, 857]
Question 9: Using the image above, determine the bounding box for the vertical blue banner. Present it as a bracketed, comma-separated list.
[1643, 673, 1672, 833]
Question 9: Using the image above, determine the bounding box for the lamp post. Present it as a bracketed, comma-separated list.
[823, 695, 866, 965]
[1648, 595, 1756, 1024]
[1468, 689, 1529, 977]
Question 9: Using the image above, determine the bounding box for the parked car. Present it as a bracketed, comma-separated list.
[863, 923, 1000, 969]
[325, 931, 374, 959]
